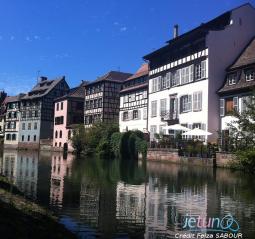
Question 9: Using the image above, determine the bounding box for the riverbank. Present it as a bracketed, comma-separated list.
[0, 176, 77, 239]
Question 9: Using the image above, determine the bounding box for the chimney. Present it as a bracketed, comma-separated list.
[173, 24, 179, 38]
[39, 76, 48, 82]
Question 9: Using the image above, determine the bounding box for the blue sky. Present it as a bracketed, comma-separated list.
[0, 0, 253, 95]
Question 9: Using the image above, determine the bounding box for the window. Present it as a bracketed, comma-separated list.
[27, 135, 30, 142]
[68, 130, 71, 139]
[28, 123, 31, 130]
[123, 95, 128, 103]
[193, 92, 202, 111]
[22, 135, 24, 141]
[57, 103, 59, 111]
[133, 110, 139, 119]
[171, 69, 180, 87]
[228, 73, 237, 85]
[61, 102, 63, 110]
[12, 134, 16, 140]
[33, 135, 36, 142]
[220, 99, 225, 116]
[150, 125, 157, 139]
[98, 98, 102, 107]
[160, 99, 167, 116]
[55, 116, 64, 125]
[151, 101, 157, 117]
[181, 65, 193, 84]
[94, 99, 98, 108]
[225, 98, 234, 114]
[60, 130, 62, 138]
[123, 112, 129, 121]
[245, 69, 255, 81]
[6, 134, 11, 140]
[180, 95, 192, 113]
[22, 123, 25, 130]
[151, 77, 161, 93]
[59, 142, 62, 147]
[55, 131, 58, 139]
[34, 111, 38, 117]
[55, 142, 57, 147]
[34, 122, 37, 130]
[159, 125, 166, 135]
[195, 61, 206, 80]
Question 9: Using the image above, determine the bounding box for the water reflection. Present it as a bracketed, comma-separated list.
[0, 149, 254, 238]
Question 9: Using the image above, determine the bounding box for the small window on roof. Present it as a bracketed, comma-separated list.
[245, 69, 255, 82]
[228, 73, 237, 85]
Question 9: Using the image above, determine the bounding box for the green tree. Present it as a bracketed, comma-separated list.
[227, 92, 255, 172]
[71, 124, 86, 155]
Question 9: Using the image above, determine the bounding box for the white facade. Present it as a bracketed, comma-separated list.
[119, 88, 148, 132]
[147, 4, 255, 142]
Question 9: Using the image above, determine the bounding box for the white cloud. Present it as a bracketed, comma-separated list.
[113, 22, 119, 26]
[10, 36, 15, 41]
[120, 27, 127, 32]
[25, 36, 32, 41]
[34, 35, 40, 40]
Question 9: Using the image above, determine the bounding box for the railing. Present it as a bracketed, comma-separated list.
[160, 110, 179, 124]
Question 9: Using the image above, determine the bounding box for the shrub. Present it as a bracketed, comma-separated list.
[234, 149, 255, 173]
[71, 125, 86, 155]
[110, 132, 122, 158]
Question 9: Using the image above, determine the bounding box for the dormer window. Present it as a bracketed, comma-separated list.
[228, 73, 236, 85]
[245, 69, 254, 81]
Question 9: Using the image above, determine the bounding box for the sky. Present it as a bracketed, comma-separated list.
[0, 0, 254, 95]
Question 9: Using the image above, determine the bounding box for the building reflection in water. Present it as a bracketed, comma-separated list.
[50, 152, 74, 208]
[0, 149, 254, 238]
[1, 150, 38, 199]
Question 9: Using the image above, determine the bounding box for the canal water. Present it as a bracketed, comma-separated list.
[0, 149, 255, 239]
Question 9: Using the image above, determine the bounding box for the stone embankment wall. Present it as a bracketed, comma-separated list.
[147, 149, 235, 168]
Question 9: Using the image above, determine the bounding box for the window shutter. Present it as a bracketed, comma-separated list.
[201, 60, 206, 78]
[166, 72, 171, 88]
[233, 97, 238, 111]
[189, 65, 194, 82]
[128, 111, 133, 120]
[188, 95, 192, 111]
[220, 99, 225, 116]
[138, 110, 141, 120]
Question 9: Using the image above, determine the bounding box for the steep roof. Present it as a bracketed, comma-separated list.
[228, 37, 255, 70]
[22, 76, 68, 100]
[55, 81, 87, 102]
[144, 3, 252, 60]
[5, 93, 25, 103]
[85, 71, 132, 86]
[126, 63, 149, 81]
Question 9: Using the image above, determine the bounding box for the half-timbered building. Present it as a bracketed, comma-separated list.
[119, 64, 149, 132]
[53, 82, 86, 152]
[18, 76, 69, 149]
[218, 37, 255, 148]
[144, 3, 255, 142]
[84, 71, 132, 127]
[4, 94, 25, 148]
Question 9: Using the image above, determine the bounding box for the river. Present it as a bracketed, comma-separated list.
[0, 149, 254, 239]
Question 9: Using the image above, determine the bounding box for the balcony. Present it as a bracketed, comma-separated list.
[161, 111, 179, 125]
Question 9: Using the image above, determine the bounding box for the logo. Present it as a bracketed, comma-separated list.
[182, 214, 240, 233]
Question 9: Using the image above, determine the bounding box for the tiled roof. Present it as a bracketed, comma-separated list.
[120, 82, 148, 94]
[55, 82, 87, 102]
[5, 93, 25, 103]
[126, 63, 149, 81]
[229, 37, 255, 70]
[144, 3, 252, 60]
[22, 76, 68, 100]
[94, 71, 132, 84]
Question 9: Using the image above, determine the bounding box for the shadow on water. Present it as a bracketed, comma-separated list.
[0, 149, 255, 238]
